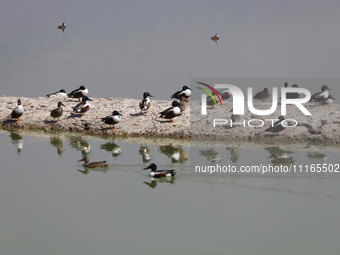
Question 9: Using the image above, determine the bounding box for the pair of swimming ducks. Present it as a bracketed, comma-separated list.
[78, 158, 176, 178]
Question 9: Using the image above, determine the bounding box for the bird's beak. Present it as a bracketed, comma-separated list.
[267, 155, 274, 159]
[149, 95, 154, 97]
[178, 103, 183, 106]
[77, 158, 85, 162]
[143, 166, 151, 170]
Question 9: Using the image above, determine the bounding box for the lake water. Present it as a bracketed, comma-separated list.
[1, 0, 340, 254]
[0, 129, 339, 254]
[1, 0, 340, 100]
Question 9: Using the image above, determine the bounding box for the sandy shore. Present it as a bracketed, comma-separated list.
[1, 95, 340, 143]
[0, 95, 190, 138]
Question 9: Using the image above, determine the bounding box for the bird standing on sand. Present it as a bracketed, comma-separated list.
[211, 33, 219, 43]
[171, 86, 192, 100]
[320, 95, 335, 105]
[143, 163, 176, 177]
[139, 92, 153, 115]
[72, 96, 92, 116]
[68, 86, 89, 102]
[253, 88, 271, 102]
[101, 110, 122, 129]
[178, 95, 190, 114]
[159, 101, 182, 123]
[50, 101, 65, 121]
[10, 99, 24, 123]
[265, 116, 286, 136]
[310, 85, 331, 106]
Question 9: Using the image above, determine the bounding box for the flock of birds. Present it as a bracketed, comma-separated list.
[8, 85, 192, 130]
[206, 82, 335, 136]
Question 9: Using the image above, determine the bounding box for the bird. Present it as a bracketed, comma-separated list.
[101, 110, 122, 129]
[143, 163, 176, 178]
[171, 86, 192, 100]
[57, 22, 66, 31]
[10, 99, 24, 123]
[207, 91, 223, 109]
[68, 86, 89, 102]
[267, 153, 295, 163]
[78, 157, 108, 168]
[220, 89, 232, 100]
[46, 89, 67, 98]
[253, 88, 271, 102]
[50, 101, 65, 121]
[159, 101, 182, 122]
[211, 33, 219, 43]
[265, 116, 286, 136]
[72, 96, 92, 116]
[230, 109, 242, 127]
[320, 95, 335, 105]
[310, 85, 331, 106]
[139, 92, 153, 115]
[178, 95, 190, 114]
[286, 84, 300, 99]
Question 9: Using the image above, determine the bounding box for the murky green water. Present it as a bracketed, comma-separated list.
[0, 129, 339, 254]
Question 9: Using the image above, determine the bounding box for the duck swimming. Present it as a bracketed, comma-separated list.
[50, 101, 65, 121]
[101, 110, 122, 129]
[159, 101, 182, 122]
[211, 33, 219, 43]
[143, 163, 176, 178]
[78, 157, 108, 168]
[58, 22, 66, 31]
[267, 153, 295, 163]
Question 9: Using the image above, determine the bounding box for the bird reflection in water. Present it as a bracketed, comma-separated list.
[139, 144, 152, 163]
[69, 136, 91, 157]
[8, 129, 23, 155]
[50, 135, 65, 156]
[100, 140, 121, 158]
[143, 177, 175, 189]
[199, 148, 220, 163]
[264, 145, 293, 158]
[158, 143, 188, 163]
[77, 167, 108, 175]
[227, 147, 240, 163]
[307, 152, 327, 160]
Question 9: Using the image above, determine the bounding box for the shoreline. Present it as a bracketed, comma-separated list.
[1, 95, 340, 143]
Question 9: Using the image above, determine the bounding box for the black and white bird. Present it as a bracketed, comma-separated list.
[10, 99, 24, 123]
[68, 86, 89, 102]
[143, 163, 176, 178]
[265, 116, 286, 136]
[139, 92, 153, 115]
[101, 110, 122, 129]
[310, 85, 331, 106]
[46, 89, 67, 98]
[171, 86, 192, 100]
[72, 96, 92, 116]
[159, 101, 182, 123]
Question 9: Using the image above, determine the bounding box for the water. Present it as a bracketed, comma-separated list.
[1, 0, 340, 100]
[1, 1, 340, 254]
[0, 129, 339, 254]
